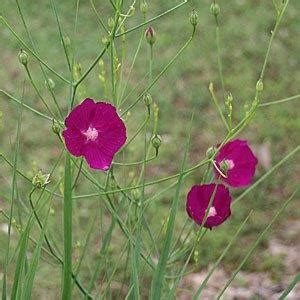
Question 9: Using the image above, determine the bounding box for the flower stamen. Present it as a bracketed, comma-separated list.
[83, 126, 98, 142]
[207, 206, 217, 218]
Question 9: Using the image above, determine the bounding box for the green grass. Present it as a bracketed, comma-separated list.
[1, 0, 300, 298]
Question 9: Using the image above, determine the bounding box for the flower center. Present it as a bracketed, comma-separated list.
[83, 126, 98, 142]
[207, 206, 217, 218]
[220, 159, 235, 171]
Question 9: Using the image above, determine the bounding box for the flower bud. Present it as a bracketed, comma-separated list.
[128, 5, 135, 16]
[63, 36, 71, 47]
[101, 36, 109, 46]
[256, 79, 264, 92]
[219, 160, 229, 173]
[45, 77, 55, 90]
[140, 1, 148, 14]
[190, 10, 198, 27]
[143, 93, 152, 107]
[210, 3, 220, 17]
[18, 49, 29, 66]
[206, 146, 216, 159]
[32, 170, 50, 189]
[52, 119, 60, 135]
[108, 17, 115, 29]
[145, 26, 156, 45]
[151, 134, 162, 151]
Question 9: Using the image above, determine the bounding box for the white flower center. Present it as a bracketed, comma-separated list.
[226, 159, 235, 169]
[83, 126, 98, 142]
[207, 206, 217, 218]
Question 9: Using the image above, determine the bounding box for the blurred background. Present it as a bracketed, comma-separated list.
[1, 0, 299, 298]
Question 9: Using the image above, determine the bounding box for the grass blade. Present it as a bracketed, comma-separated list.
[193, 211, 253, 299]
[2, 85, 23, 300]
[279, 273, 300, 299]
[150, 112, 194, 299]
[217, 189, 297, 299]
[11, 216, 33, 299]
[62, 153, 73, 299]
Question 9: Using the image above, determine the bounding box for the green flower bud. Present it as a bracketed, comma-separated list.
[52, 119, 60, 135]
[206, 146, 216, 159]
[128, 5, 135, 16]
[101, 36, 109, 46]
[145, 26, 156, 45]
[143, 93, 152, 107]
[151, 134, 162, 150]
[190, 10, 198, 27]
[210, 3, 220, 17]
[140, 1, 148, 14]
[63, 35, 71, 47]
[256, 79, 264, 92]
[18, 49, 29, 66]
[108, 17, 115, 29]
[32, 170, 50, 189]
[219, 160, 229, 172]
[45, 77, 55, 90]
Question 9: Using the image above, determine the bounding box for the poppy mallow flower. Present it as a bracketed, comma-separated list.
[214, 139, 258, 188]
[186, 183, 231, 229]
[62, 98, 126, 170]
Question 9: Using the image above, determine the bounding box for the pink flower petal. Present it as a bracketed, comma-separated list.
[62, 128, 85, 156]
[65, 98, 95, 131]
[62, 98, 127, 171]
[214, 139, 258, 188]
[186, 183, 232, 229]
[83, 143, 113, 171]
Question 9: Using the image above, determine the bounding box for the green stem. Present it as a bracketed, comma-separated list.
[116, 1, 188, 37]
[121, 26, 196, 116]
[0, 16, 70, 84]
[259, 94, 300, 107]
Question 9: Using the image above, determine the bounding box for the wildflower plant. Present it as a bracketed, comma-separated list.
[0, 0, 299, 299]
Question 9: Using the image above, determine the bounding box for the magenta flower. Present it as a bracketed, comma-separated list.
[62, 98, 126, 170]
[214, 139, 258, 188]
[186, 183, 231, 229]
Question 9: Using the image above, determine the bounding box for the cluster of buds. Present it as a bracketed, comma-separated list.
[32, 170, 50, 189]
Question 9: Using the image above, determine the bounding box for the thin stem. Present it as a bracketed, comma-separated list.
[121, 26, 196, 116]
[24, 65, 57, 119]
[260, 0, 290, 80]
[0, 89, 54, 122]
[208, 82, 230, 132]
[50, 0, 72, 72]
[259, 94, 300, 107]
[116, 1, 188, 37]
[214, 16, 225, 98]
[89, 0, 109, 34]
[74, 43, 110, 88]
[0, 17, 70, 84]
[15, 0, 64, 119]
